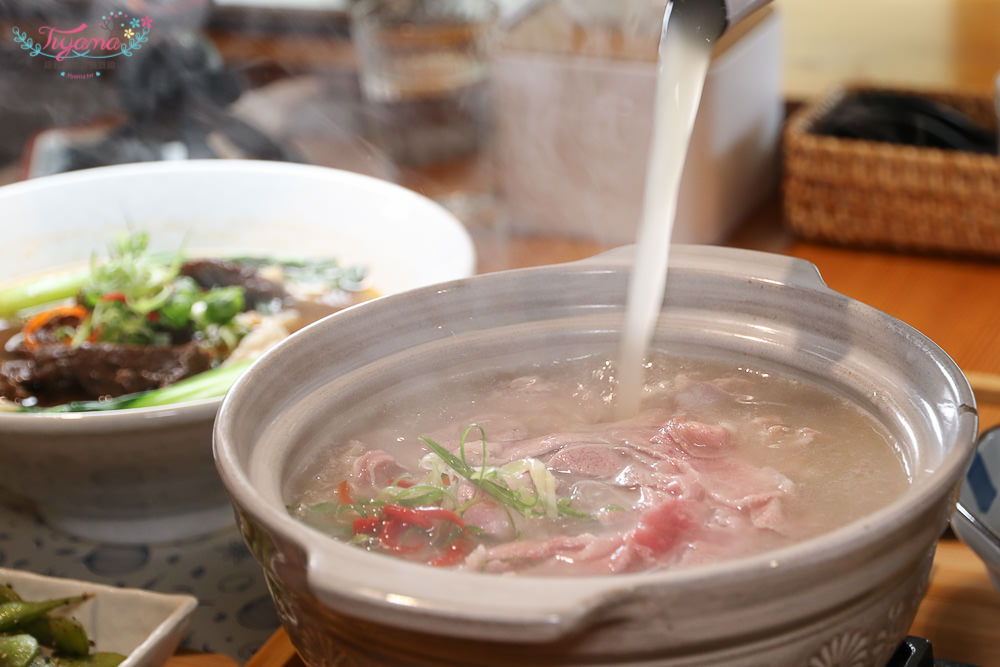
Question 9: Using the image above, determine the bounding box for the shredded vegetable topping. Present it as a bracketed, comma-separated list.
[420, 426, 589, 520]
[1, 230, 372, 411]
[71, 232, 248, 349]
[291, 425, 591, 567]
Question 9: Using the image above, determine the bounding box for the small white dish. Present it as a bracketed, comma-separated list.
[0, 567, 198, 666]
[953, 425, 1000, 595]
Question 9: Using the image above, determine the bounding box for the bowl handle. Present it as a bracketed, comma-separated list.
[305, 549, 622, 642]
[575, 244, 829, 292]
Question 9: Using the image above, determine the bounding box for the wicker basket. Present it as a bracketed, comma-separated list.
[783, 85, 1000, 256]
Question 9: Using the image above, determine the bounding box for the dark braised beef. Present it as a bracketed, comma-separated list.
[180, 259, 289, 309]
[0, 359, 34, 402]
[0, 257, 323, 407]
[0, 341, 212, 403]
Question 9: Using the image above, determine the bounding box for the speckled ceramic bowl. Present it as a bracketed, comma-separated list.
[215, 245, 977, 666]
[0, 160, 474, 544]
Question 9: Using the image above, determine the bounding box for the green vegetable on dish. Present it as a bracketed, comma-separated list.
[2, 231, 248, 356]
[0, 587, 125, 667]
[22, 615, 91, 657]
[0, 586, 20, 604]
[0, 270, 89, 321]
[69, 232, 246, 348]
[0, 633, 39, 667]
[0, 596, 92, 633]
[47, 653, 126, 667]
[1, 230, 371, 412]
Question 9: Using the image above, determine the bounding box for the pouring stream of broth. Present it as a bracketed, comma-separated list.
[616, 0, 726, 418]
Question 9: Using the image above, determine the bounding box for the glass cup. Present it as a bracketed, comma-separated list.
[351, 0, 501, 232]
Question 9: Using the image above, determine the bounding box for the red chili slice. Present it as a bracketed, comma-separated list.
[380, 518, 428, 554]
[429, 537, 473, 567]
[413, 507, 466, 530]
[22, 305, 88, 350]
[352, 518, 380, 535]
[337, 480, 353, 506]
[381, 504, 433, 529]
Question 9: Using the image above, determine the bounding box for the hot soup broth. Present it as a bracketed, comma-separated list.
[290, 353, 909, 576]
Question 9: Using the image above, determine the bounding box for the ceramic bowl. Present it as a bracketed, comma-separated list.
[215, 245, 978, 666]
[0, 160, 474, 544]
[0, 566, 198, 666]
[952, 425, 1000, 595]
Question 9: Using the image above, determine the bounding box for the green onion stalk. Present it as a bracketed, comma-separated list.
[21, 360, 252, 413]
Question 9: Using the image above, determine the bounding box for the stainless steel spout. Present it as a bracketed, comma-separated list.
[665, 0, 772, 44]
[722, 0, 772, 29]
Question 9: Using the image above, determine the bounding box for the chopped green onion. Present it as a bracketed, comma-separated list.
[0, 268, 89, 318]
[126, 359, 252, 408]
[418, 427, 589, 520]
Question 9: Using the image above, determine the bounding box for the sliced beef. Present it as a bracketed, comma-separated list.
[463, 533, 628, 574]
[338, 412, 801, 575]
[629, 497, 700, 556]
[466, 431, 590, 465]
[0, 341, 212, 402]
[180, 258, 289, 308]
[461, 499, 516, 541]
[650, 417, 731, 459]
[0, 359, 36, 402]
[349, 449, 408, 497]
[548, 444, 634, 477]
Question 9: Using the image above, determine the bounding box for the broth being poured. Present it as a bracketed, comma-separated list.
[617, 0, 727, 417]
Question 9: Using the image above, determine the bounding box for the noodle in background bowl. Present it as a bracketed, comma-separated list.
[0, 160, 475, 544]
[215, 245, 977, 666]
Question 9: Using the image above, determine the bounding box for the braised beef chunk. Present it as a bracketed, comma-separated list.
[0, 341, 212, 402]
[0, 359, 36, 402]
[180, 259, 289, 308]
